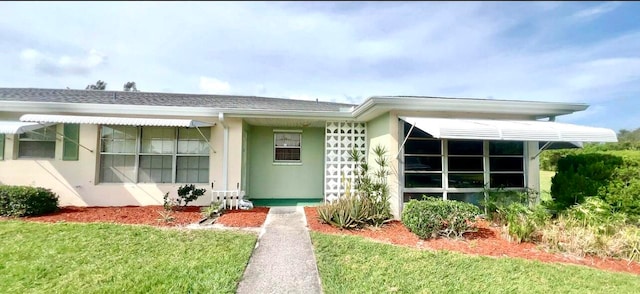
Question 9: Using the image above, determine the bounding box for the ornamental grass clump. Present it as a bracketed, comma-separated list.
[540, 197, 640, 262]
[317, 145, 392, 229]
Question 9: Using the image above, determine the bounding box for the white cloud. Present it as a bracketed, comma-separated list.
[199, 77, 231, 94]
[19, 48, 106, 76]
[1, 2, 639, 130]
[572, 2, 621, 20]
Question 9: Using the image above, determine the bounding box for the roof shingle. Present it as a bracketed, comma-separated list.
[0, 88, 354, 112]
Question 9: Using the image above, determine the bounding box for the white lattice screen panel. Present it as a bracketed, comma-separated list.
[324, 121, 367, 202]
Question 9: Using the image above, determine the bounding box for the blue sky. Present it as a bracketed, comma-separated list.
[1, 1, 638, 131]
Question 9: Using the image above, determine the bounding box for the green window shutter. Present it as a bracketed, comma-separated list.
[63, 124, 80, 161]
[0, 134, 4, 160]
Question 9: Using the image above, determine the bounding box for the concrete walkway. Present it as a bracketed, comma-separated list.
[236, 206, 322, 294]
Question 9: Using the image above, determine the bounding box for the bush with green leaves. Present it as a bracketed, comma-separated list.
[551, 153, 623, 210]
[598, 152, 640, 222]
[497, 203, 550, 243]
[0, 185, 59, 217]
[177, 184, 206, 206]
[402, 198, 481, 239]
[317, 144, 392, 229]
[549, 151, 640, 221]
[163, 184, 207, 211]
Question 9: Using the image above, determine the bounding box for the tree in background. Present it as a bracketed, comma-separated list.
[123, 81, 139, 92]
[618, 128, 640, 143]
[85, 80, 107, 90]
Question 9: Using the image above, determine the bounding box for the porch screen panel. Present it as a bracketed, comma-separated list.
[62, 124, 80, 161]
[18, 125, 57, 158]
[176, 127, 210, 183]
[100, 126, 137, 183]
[0, 134, 4, 160]
[138, 127, 174, 183]
[489, 141, 525, 188]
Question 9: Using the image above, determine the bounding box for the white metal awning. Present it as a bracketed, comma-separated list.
[20, 114, 215, 128]
[0, 121, 54, 134]
[400, 117, 618, 142]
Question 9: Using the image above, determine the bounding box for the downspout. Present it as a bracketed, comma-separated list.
[218, 112, 229, 191]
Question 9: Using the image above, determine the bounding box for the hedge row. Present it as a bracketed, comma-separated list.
[551, 151, 640, 218]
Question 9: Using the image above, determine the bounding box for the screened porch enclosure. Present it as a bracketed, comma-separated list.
[398, 116, 617, 206]
[400, 121, 527, 206]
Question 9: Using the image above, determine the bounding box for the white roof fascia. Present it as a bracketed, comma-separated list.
[354, 97, 589, 121]
[400, 117, 618, 143]
[0, 121, 54, 134]
[20, 114, 214, 128]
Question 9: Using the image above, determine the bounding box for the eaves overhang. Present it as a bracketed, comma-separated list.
[352, 97, 589, 121]
[0, 96, 591, 123]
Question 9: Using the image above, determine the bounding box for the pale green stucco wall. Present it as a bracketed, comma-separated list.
[366, 112, 403, 219]
[367, 112, 390, 145]
[247, 126, 324, 199]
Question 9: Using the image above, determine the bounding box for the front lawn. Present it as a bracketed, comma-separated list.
[311, 232, 640, 294]
[540, 170, 555, 201]
[0, 221, 257, 293]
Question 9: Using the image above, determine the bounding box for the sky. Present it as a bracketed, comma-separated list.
[1, 1, 639, 131]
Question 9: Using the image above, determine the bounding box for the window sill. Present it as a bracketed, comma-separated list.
[16, 157, 56, 160]
[272, 162, 303, 166]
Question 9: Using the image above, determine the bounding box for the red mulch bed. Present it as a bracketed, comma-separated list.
[304, 207, 640, 275]
[216, 207, 269, 227]
[19, 206, 269, 228]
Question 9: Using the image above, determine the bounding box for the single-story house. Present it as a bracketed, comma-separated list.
[0, 88, 617, 218]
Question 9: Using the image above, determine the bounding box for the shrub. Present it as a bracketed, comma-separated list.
[599, 152, 640, 221]
[0, 185, 59, 217]
[163, 184, 207, 211]
[402, 198, 481, 239]
[177, 184, 206, 207]
[551, 153, 623, 210]
[350, 145, 393, 226]
[498, 203, 550, 243]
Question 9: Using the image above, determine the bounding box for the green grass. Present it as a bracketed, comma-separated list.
[0, 221, 257, 293]
[311, 232, 640, 294]
[540, 170, 555, 202]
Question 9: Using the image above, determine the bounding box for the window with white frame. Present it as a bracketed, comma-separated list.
[18, 125, 57, 158]
[274, 132, 301, 162]
[99, 126, 210, 183]
[401, 122, 525, 205]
